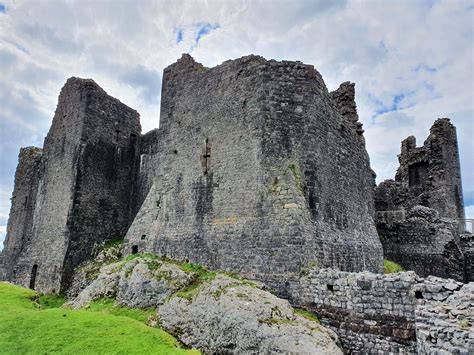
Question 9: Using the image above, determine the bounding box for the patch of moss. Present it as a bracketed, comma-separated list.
[236, 293, 250, 300]
[31, 293, 66, 309]
[103, 236, 124, 249]
[173, 263, 216, 301]
[300, 260, 318, 277]
[458, 318, 470, 329]
[383, 259, 404, 274]
[294, 308, 320, 323]
[288, 163, 303, 192]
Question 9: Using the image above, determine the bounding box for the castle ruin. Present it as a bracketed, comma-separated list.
[375, 119, 473, 282]
[0, 54, 470, 296]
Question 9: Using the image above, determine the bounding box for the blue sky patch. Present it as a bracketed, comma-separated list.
[414, 64, 437, 73]
[0, 3, 6, 13]
[373, 93, 414, 116]
[194, 23, 219, 44]
[176, 29, 184, 44]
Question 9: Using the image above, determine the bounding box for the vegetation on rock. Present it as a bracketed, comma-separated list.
[383, 259, 405, 274]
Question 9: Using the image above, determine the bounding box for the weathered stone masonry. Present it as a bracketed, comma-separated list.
[375, 118, 472, 282]
[289, 268, 473, 354]
[1, 78, 141, 293]
[125, 54, 383, 295]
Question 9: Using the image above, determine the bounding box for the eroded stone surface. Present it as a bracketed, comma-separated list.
[158, 273, 342, 355]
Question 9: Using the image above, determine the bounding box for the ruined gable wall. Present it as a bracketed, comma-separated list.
[394, 118, 465, 219]
[1, 147, 42, 282]
[7, 78, 141, 293]
[60, 79, 141, 291]
[125, 54, 383, 295]
[375, 119, 468, 282]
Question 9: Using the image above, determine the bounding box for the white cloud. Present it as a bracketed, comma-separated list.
[0, 225, 5, 251]
[0, 0, 472, 239]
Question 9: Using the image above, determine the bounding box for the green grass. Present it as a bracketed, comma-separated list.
[87, 298, 155, 324]
[294, 308, 320, 323]
[0, 282, 199, 355]
[36, 293, 66, 309]
[383, 259, 405, 274]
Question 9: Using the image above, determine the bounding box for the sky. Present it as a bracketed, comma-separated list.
[0, 0, 473, 250]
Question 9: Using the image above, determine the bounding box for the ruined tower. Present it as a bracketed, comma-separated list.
[125, 55, 384, 294]
[1, 78, 141, 293]
[375, 118, 472, 281]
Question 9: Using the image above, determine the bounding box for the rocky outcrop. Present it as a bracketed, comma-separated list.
[158, 274, 341, 354]
[67, 255, 342, 354]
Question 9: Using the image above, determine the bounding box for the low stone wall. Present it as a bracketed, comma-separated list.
[289, 268, 471, 354]
[415, 282, 473, 354]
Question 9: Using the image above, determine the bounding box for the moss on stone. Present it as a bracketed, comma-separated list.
[294, 308, 320, 323]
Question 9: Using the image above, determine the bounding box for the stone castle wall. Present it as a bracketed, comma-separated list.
[375, 118, 472, 282]
[125, 54, 383, 295]
[289, 268, 472, 354]
[1, 78, 141, 293]
[1, 147, 43, 283]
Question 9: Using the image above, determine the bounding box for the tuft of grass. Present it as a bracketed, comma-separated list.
[0, 282, 199, 354]
[383, 259, 405, 274]
[294, 308, 320, 323]
[173, 262, 216, 301]
[103, 236, 124, 249]
[35, 294, 66, 309]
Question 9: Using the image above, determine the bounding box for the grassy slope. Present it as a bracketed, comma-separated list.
[0, 282, 198, 355]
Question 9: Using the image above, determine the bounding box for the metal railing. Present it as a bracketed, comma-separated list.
[458, 219, 473, 234]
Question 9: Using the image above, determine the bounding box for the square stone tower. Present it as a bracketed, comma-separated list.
[125, 55, 383, 294]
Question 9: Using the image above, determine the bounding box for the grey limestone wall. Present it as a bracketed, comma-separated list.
[289, 268, 471, 354]
[375, 118, 470, 282]
[3, 78, 141, 293]
[125, 54, 383, 295]
[416, 282, 473, 354]
[1, 147, 43, 282]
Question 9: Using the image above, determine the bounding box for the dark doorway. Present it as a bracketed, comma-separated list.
[132, 245, 138, 254]
[29, 264, 38, 290]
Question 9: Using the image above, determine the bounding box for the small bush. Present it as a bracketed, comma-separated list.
[383, 259, 404, 274]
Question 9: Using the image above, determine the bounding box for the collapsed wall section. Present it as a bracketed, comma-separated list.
[125, 54, 383, 295]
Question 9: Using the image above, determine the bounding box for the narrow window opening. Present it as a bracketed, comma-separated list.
[29, 264, 38, 290]
[415, 291, 423, 299]
[114, 130, 121, 143]
[132, 245, 138, 254]
[24, 196, 28, 207]
[141, 235, 146, 240]
[327, 284, 334, 291]
[201, 139, 211, 175]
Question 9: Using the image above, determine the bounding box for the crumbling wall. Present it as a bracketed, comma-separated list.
[0, 147, 42, 282]
[289, 268, 470, 354]
[3, 78, 141, 293]
[375, 118, 470, 282]
[416, 282, 473, 354]
[125, 54, 383, 295]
